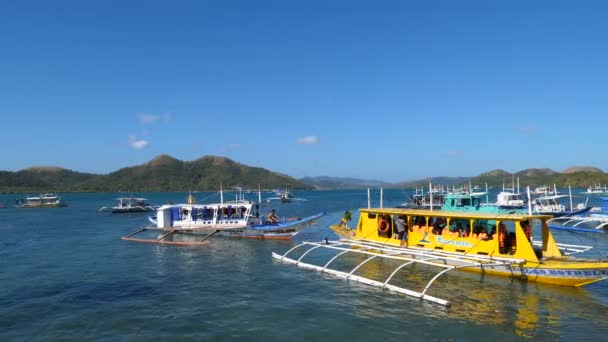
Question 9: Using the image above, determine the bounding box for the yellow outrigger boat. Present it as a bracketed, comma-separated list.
[272, 208, 608, 306]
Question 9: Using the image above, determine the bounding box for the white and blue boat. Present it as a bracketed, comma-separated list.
[122, 192, 323, 244]
[547, 197, 608, 233]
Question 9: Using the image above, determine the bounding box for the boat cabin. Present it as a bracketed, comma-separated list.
[155, 201, 254, 229]
[355, 208, 558, 263]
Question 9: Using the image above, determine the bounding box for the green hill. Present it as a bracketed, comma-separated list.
[0, 155, 312, 192]
[299, 176, 390, 189]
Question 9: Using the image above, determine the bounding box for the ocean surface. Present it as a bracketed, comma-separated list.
[1, 189, 608, 341]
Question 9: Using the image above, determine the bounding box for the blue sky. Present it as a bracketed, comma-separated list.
[1, 0, 607, 182]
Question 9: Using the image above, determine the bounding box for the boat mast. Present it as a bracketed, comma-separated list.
[220, 183, 224, 204]
[485, 182, 488, 204]
[429, 182, 433, 212]
[569, 185, 573, 211]
[527, 186, 532, 215]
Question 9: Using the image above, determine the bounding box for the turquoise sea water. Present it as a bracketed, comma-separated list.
[1, 189, 608, 341]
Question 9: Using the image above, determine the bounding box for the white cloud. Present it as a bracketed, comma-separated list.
[297, 135, 319, 144]
[139, 114, 161, 124]
[128, 135, 149, 150]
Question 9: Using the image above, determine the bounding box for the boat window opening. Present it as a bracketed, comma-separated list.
[460, 198, 471, 207]
[449, 219, 470, 237]
[472, 219, 492, 240]
[367, 213, 377, 219]
[413, 216, 427, 233]
[392, 215, 408, 239]
[497, 220, 517, 255]
[529, 219, 543, 242]
[472, 198, 481, 207]
[430, 216, 447, 235]
[450, 199, 455, 206]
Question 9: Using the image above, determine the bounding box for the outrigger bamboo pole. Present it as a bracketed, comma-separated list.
[157, 229, 177, 241]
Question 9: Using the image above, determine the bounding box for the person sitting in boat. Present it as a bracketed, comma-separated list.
[268, 209, 280, 225]
[477, 228, 489, 240]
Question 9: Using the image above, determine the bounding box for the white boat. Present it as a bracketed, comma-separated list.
[122, 192, 323, 244]
[581, 184, 608, 195]
[99, 197, 158, 213]
[494, 191, 525, 208]
[532, 185, 558, 196]
[15, 193, 67, 208]
[547, 198, 608, 232]
[280, 191, 294, 203]
[532, 195, 591, 217]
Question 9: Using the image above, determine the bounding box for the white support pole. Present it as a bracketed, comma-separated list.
[569, 185, 573, 211]
[429, 182, 433, 211]
[380, 188, 384, 208]
[527, 186, 532, 215]
[485, 182, 489, 204]
[258, 184, 262, 204]
[220, 183, 224, 204]
[517, 177, 520, 194]
[367, 188, 371, 209]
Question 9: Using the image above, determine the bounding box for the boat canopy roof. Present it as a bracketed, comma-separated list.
[116, 197, 147, 200]
[360, 208, 552, 220]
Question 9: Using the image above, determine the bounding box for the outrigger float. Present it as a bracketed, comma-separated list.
[122, 193, 324, 245]
[272, 208, 608, 306]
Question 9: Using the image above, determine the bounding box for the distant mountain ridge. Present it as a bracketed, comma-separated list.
[1, 159, 607, 192]
[299, 176, 390, 189]
[0, 155, 312, 192]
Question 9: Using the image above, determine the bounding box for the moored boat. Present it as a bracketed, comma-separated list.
[273, 208, 608, 306]
[581, 184, 608, 195]
[122, 193, 323, 244]
[99, 197, 158, 213]
[532, 194, 591, 217]
[15, 193, 67, 208]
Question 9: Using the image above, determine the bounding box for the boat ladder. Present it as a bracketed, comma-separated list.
[272, 239, 524, 307]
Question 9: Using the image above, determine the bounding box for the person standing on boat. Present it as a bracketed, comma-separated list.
[394, 215, 408, 246]
[268, 209, 280, 224]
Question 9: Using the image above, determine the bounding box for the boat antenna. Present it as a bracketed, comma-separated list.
[367, 188, 371, 209]
[258, 184, 262, 204]
[517, 177, 520, 194]
[380, 187, 383, 208]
